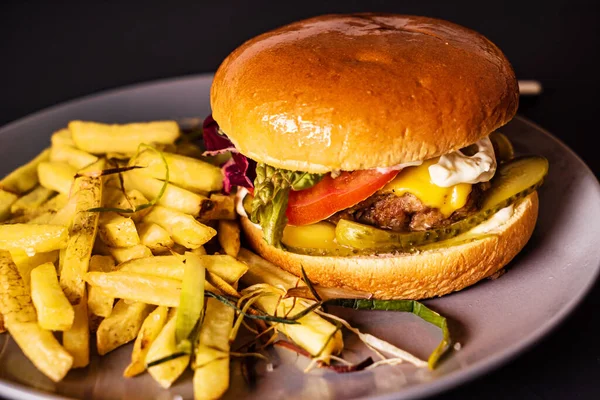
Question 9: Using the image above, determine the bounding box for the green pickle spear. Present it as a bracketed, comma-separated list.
[329, 156, 548, 253]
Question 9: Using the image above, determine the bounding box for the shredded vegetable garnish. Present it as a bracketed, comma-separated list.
[323, 298, 451, 369]
[88, 143, 169, 213]
[145, 352, 189, 368]
[204, 291, 300, 325]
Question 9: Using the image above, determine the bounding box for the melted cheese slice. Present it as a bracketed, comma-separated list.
[379, 159, 472, 216]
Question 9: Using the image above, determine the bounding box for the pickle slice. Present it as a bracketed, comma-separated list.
[490, 131, 515, 164]
[334, 156, 548, 252]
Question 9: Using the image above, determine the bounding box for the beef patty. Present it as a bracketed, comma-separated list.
[329, 183, 489, 232]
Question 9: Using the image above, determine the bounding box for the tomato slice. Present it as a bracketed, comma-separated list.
[286, 169, 399, 226]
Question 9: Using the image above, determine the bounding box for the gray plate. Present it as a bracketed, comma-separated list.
[1, 74, 599, 400]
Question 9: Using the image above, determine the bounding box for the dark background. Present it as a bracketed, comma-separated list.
[1, 1, 599, 399]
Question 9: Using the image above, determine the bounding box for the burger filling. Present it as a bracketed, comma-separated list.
[201, 115, 531, 253]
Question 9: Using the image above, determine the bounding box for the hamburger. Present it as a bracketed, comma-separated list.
[204, 13, 548, 299]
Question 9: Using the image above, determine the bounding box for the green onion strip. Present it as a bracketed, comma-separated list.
[88, 143, 170, 213]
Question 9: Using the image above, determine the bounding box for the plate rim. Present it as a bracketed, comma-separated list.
[1, 73, 599, 400]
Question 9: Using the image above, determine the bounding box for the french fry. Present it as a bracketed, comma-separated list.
[198, 193, 236, 221]
[0, 313, 5, 333]
[137, 222, 174, 253]
[69, 120, 180, 154]
[0, 148, 50, 194]
[98, 212, 140, 248]
[143, 205, 216, 249]
[45, 194, 78, 226]
[30, 262, 74, 331]
[96, 299, 153, 355]
[51, 128, 75, 147]
[256, 291, 343, 362]
[9, 250, 59, 289]
[0, 224, 68, 253]
[193, 297, 235, 400]
[133, 149, 223, 193]
[118, 254, 247, 285]
[217, 219, 240, 257]
[145, 315, 190, 388]
[123, 305, 169, 377]
[0, 189, 18, 222]
[87, 255, 117, 318]
[102, 187, 150, 222]
[85, 271, 181, 307]
[10, 186, 55, 216]
[37, 161, 77, 195]
[109, 244, 153, 264]
[60, 160, 103, 304]
[63, 293, 90, 368]
[123, 170, 207, 216]
[237, 248, 302, 289]
[8, 321, 73, 382]
[10, 193, 68, 224]
[50, 144, 99, 170]
[0, 251, 37, 325]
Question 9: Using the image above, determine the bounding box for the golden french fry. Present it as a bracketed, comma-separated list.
[217, 219, 241, 257]
[63, 293, 90, 368]
[123, 170, 207, 216]
[98, 212, 140, 248]
[8, 321, 73, 382]
[96, 299, 153, 356]
[133, 149, 223, 193]
[256, 291, 342, 362]
[137, 222, 174, 253]
[123, 305, 169, 377]
[0, 313, 5, 333]
[102, 187, 150, 222]
[10, 186, 55, 216]
[193, 297, 235, 400]
[85, 271, 181, 307]
[0, 148, 50, 194]
[145, 315, 190, 388]
[109, 244, 153, 264]
[118, 254, 247, 285]
[69, 120, 180, 154]
[51, 128, 75, 147]
[143, 205, 216, 249]
[0, 224, 68, 253]
[87, 255, 117, 318]
[198, 193, 236, 221]
[9, 250, 59, 289]
[30, 262, 74, 331]
[0, 251, 37, 325]
[60, 160, 103, 304]
[10, 193, 68, 224]
[50, 144, 98, 170]
[37, 161, 77, 195]
[237, 248, 302, 289]
[0, 189, 18, 222]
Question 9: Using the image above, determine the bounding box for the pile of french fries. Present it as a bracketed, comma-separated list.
[0, 120, 345, 400]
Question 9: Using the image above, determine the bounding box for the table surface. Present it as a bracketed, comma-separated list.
[1, 1, 599, 399]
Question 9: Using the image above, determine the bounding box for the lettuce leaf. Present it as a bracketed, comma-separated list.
[251, 163, 324, 247]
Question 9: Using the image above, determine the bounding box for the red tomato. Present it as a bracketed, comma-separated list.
[286, 169, 399, 226]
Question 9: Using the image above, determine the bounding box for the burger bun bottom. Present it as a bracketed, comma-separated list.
[240, 192, 539, 299]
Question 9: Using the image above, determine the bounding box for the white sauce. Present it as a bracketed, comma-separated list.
[469, 205, 514, 234]
[428, 136, 497, 187]
[235, 187, 262, 229]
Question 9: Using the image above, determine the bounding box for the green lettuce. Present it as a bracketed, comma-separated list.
[250, 163, 324, 247]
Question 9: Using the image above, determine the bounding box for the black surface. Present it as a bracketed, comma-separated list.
[1, 1, 599, 399]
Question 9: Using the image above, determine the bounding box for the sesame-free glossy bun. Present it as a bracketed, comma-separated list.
[240, 193, 538, 299]
[211, 13, 519, 173]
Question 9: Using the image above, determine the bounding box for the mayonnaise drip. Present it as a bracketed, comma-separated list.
[428, 136, 496, 187]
